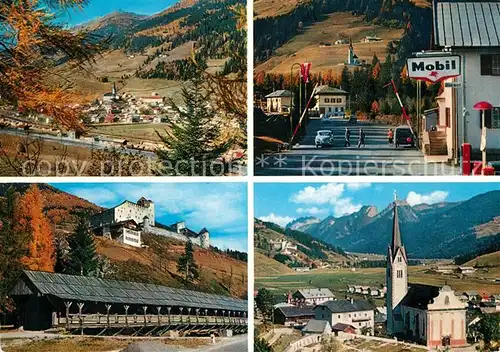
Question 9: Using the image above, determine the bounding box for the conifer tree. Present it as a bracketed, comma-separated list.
[66, 216, 99, 276]
[177, 241, 199, 283]
[0, 187, 26, 312]
[156, 74, 231, 176]
[16, 185, 55, 272]
[340, 66, 352, 94]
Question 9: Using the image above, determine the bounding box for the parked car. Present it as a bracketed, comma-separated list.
[394, 125, 415, 148]
[315, 130, 334, 148]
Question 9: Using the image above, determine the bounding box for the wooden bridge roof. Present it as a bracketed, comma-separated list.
[11, 271, 247, 312]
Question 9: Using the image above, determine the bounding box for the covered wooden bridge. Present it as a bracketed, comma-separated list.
[9, 270, 248, 336]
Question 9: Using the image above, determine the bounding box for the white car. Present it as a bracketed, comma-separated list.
[315, 130, 334, 148]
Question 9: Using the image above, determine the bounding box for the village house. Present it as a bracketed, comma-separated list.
[386, 193, 467, 348]
[140, 93, 164, 106]
[292, 288, 335, 306]
[433, 1, 500, 163]
[273, 306, 315, 327]
[265, 90, 292, 114]
[331, 322, 357, 336]
[314, 299, 375, 332]
[301, 319, 332, 335]
[361, 36, 382, 43]
[457, 266, 476, 275]
[310, 85, 348, 117]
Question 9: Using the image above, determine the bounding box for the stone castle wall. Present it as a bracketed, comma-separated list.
[143, 223, 208, 248]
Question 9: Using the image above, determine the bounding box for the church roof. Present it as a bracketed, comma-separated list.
[316, 299, 374, 313]
[400, 284, 440, 310]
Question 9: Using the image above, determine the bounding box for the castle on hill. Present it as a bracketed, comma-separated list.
[386, 192, 467, 348]
[89, 197, 210, 249]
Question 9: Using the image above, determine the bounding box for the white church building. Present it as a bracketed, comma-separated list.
[89, 197, 210, 249]
[386, 194, 467, 348]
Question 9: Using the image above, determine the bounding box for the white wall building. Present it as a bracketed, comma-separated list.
[433, 1, 500, 162]
[310, 85, 348, 117]
[314, 299, 375, 331]
[292, 288, 335, 306]
[90, 198, 210, 249]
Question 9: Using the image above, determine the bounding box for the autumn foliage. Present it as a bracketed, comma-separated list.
[0, 0, 106, 131]
[15, 185, 55, 272]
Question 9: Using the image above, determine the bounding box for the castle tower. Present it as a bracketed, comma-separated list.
[199, 228, 210, 249]
[137, 197, 155, 226]
[386, 191, 408, 336]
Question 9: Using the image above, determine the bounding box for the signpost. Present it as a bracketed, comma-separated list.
[407, 55, 461, 83]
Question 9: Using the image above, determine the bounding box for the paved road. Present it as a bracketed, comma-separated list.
[255, 117, 458, 176]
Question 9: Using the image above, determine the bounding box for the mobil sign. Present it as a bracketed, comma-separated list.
[406, 55, 461, 83]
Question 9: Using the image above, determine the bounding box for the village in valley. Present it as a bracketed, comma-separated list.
[254, 183, 500, 351]
[0, 0, 247, 177]
[254, 0, 500, 176]
[0, 183, 249, 352]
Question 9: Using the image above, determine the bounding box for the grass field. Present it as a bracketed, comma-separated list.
[254, 0, 301, 18]
[256, 265, 500, 300]
[2, 337, 209, 352]
[90, 123, 170, 143]
[255, 251, 295, 277]
[255, 12, 403, 74]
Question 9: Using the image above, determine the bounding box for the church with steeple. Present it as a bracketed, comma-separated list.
[386, 193, 468, 349]
[347, 38, 362, 66]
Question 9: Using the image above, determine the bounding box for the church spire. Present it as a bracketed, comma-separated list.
[391, 191, 403, 256]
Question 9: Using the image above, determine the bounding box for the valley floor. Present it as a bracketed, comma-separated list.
[256, 265, 500, 297]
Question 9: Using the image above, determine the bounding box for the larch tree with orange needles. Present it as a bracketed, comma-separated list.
[0, 0, 107, 131]
[15, 185, 55, 272]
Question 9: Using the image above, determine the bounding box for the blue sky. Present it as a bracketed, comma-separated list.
[53, 0, 176, 27]
[52, 183, 248, 252]
[255, 182, 500, 227]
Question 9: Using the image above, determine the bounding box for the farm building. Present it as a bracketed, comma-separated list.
[273, 306, 315, 326]
[9, 271, 247, 334]
[292, 288, 335, 306]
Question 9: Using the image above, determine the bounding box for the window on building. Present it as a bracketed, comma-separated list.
[325, 98, 330, 103]
[337, 98, 342, 103]
[481, 54, 500, 76]
[492, 107, 500, 129]
[349, 314, 351, 318]
[445, 107, 451, 128]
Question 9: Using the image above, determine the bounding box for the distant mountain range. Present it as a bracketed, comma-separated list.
[288, 191, 500, 259]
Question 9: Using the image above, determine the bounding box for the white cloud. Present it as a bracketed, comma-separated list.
[291, 183, 345, 205]
[346, 182, 371, 191]
[297, 207, 327, 216]
[291, 183, 363, 218]
[67, 183, 245, 230]
[210, 236, 248, 252]
[406, 191, 449, 206]
[259, 213, 295, 227]
[333, 198, 363, 217]
[69, 188, 121, 208]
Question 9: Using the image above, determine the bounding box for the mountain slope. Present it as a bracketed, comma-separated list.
[292, 191, 500, 259]
[255, 219, 348, 269]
